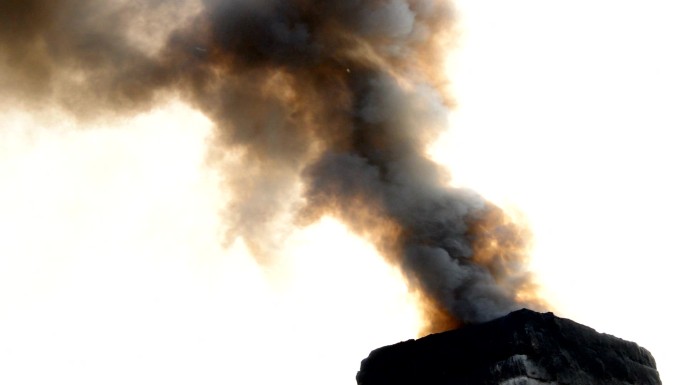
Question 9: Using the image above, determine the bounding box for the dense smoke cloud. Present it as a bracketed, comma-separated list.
[0, 0, 542, 331]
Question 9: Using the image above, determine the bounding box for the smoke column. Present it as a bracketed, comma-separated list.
[1, 0, 542, 332]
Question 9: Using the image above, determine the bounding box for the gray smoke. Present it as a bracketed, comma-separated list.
[0, 0, 543, 331]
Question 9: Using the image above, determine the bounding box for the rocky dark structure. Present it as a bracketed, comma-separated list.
[357, 309, 660, 385]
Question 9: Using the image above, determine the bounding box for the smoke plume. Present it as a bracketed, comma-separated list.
[1, 0, 543, 332]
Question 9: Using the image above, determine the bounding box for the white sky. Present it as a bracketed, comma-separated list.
[1, 1, 682, 384]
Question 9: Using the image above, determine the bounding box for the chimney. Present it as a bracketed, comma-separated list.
[357, 309, 661, 385]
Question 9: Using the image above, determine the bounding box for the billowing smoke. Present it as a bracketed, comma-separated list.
[1, 0, 543, 332]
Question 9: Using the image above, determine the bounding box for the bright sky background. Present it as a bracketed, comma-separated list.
[1, 1, 682, 384]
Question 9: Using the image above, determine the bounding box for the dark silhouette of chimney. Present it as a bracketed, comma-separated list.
[357, 309, 661, 385]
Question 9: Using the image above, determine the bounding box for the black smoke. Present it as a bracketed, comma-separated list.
[0, 0, 543, 331]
